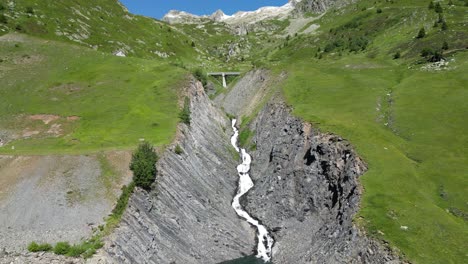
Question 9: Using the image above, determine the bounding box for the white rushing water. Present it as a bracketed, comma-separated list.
[230, 119, 274, 262]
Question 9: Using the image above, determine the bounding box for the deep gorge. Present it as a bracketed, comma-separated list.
[97, 71, 401, 264]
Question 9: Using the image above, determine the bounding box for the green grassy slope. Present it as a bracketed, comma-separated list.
[0, 33, 185, 154]
[0, 0, 204, 63]
[268, 0, 467, 263]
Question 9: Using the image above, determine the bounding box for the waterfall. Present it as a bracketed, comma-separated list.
[230, 119, 274, 262]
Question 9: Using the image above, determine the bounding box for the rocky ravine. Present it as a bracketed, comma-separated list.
[101, 80, 255, 263]
[98, 70, 402, 263]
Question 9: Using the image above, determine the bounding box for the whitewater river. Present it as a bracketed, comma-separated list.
[230, 119, 274, 262]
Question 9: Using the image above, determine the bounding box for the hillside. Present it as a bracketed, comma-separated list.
[0, 0, 466, 263]
[264, 0, 468, 263]
[0, 33, 188, 154]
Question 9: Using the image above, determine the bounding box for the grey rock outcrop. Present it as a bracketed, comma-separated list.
[102, 81, 255, 263]
[215, 69, 273, 118]
[244, 100, 400, 263]
[293, 0, 357, 14]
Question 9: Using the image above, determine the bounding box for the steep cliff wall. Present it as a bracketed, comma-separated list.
[244, 100, 400, 263]
[103, 81, 255, 263]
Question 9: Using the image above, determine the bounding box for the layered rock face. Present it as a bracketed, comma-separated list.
[101, 72, 401, 264]
[244, 101, 399, 263]
[103, 81, 255, 263]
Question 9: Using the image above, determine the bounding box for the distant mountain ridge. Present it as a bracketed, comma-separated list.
[162, 0, 303, 25]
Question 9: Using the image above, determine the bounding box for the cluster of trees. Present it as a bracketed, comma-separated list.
[321, 15, 372, 54]
[323, 35, 369, 53]
[428, 1, 448, 32]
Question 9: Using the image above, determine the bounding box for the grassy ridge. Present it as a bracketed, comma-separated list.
[0, 34, 185, 154]
[0, 0, 200, 62]
[272, 0, 467, 263]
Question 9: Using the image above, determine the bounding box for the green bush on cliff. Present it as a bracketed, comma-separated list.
[130, 142, 158, 190]
[27, 242, 52, 252]
[193, 68, 207, 86]
[53, 242, 71, 255]
[179, 97, 191, 126]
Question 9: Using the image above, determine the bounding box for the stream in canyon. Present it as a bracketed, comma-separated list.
[230, 119, 274, 263]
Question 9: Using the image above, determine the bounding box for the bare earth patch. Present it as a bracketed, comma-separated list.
[29, 114, 60, 125]
[67, 116, 80, 121]
[21, 129, 40, 138]
[49, 83, 83, 94]
[12, 54, 43, 65]
[47, 123, 63, 136]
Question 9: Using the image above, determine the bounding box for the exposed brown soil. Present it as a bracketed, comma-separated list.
[29, 114, 60, 125]
[67, 116, 80, 121]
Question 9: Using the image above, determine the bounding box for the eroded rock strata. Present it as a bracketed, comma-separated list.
[245, 101, 399, 263]
[103, 81, 255, 264]
[102, 74, 401, 263]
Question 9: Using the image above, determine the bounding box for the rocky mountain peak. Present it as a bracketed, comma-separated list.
[210, 9, 228, 22]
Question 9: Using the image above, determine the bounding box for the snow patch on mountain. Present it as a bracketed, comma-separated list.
[163, 0, 303, 25]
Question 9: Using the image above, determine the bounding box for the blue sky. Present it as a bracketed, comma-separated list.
[119, 0, 288, 19]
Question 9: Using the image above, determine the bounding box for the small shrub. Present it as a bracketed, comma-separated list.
[393, 51, 401, 59]
[66, 244, 86, 257]
[192, 68, 207, 86]
[438, 13, 444, 23]
[0, 14, 7, 24]
[442, 41, 449, 50]
[54, 242, 71, 255]
[429, 50, 444, 62]
[25, 6, 34, 14]
[28, 242, 52, 252]
[178, 97, 191, 125]
[428, 1, 434, 9]
[174, 144, 183, 155]
[130, 142, 158, 190]
[434, 2, 443, 13]
[416, 27, 426, 38]
[111, 182, 135, 217]
[376, 8, 382, 14]
[441, 21, 448, 31]
[191, 41, 195, 47]
[421, 47, 434, 57]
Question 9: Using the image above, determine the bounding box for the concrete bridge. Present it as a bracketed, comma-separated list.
[207, 72, 241, 88]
